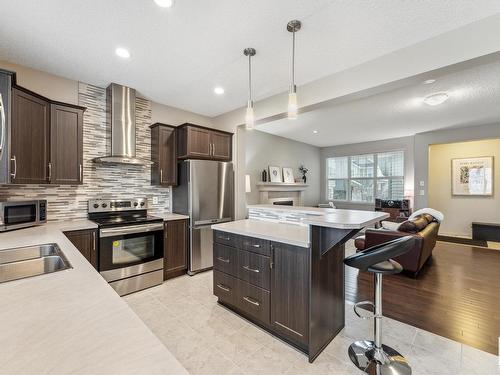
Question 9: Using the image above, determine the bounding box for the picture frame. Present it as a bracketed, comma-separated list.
[451, 156, 493, 196]
[282, 167, 295, 183]
[268, 166, 282, 183]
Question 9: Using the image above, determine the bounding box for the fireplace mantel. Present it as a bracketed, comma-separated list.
[256, 182, 308, 205]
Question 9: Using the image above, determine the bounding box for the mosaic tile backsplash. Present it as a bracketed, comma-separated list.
[0, 83, 171, 220]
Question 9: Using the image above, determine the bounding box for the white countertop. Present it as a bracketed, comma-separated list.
[248, 204, 389, 229]
[212, 219, 310, 248]
[0, 221, 188, 375]
[157, 213, 190, 221]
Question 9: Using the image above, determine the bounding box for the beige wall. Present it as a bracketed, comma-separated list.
[429, 138, 500, 237]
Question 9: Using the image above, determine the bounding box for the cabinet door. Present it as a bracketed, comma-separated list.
[186, 126, 211, 158]
[11, 88, 50, 184]
[159, 126, 177, 185]
[271, 242, 309, 346]
[164, 219, 188, 279]
[64, 229, 98, 269]
[210, 131, 232, 161]
[50, 104, 84, 184]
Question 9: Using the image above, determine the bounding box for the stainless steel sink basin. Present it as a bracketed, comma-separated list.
[0, 243, 72, 283]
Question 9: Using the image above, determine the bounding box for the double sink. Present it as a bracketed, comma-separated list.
[0, 243, 72, 284]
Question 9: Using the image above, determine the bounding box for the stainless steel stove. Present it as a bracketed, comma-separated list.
[88, 198, 164, 296]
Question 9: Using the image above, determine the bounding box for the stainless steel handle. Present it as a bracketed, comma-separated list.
[217, 256, 230, 263]
[243, 265, 260, 273]
[92, 231, 96, 252]
[48, 162, 52, 182]
[251, 244, 261, 248]
[160, 169, 163, 183]
[218, 235, 231, 241]
[100, 222, 164, 238]
[0, 93, 5, 158]
[10, 155, 16, 179]
[216, 284, 230, 292]
[243, 296, 260, 306]
[79, 164, 83, 182]
[212, 142, 215, 156]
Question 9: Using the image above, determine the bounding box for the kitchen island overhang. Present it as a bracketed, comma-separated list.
[212, 206, 388, 363]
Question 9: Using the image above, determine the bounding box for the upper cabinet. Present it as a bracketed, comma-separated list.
[151, 123, 177, 186]
[177, 123, 233, 161]
[50, 104, 84, 184]
[10, 86, 85, 185]
[11, 87, 50, 184]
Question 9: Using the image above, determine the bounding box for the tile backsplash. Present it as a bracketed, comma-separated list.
[0, 83, 171, 220]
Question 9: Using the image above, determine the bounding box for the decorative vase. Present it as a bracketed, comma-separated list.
[302, 175, 307, 183]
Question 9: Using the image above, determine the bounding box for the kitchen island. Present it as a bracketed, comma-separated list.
[0, 220, 188, 375]
[212, 205, 388, 363]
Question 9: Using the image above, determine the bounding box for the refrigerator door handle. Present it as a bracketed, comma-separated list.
[0, 93, 5, 158]
[194, 217, 232, 227]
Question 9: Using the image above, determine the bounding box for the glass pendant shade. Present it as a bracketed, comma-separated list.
[287, 91, 298, 119]
[245, 103, 255, 129]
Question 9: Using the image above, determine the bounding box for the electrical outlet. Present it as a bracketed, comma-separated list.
[419, 181, 425, 187]
[152, 196, 159, 205]
[419, 189, 425, 196]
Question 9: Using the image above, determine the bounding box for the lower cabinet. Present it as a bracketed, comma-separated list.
[164, 219, 188, 280]
[213, 230, 309, 349]
[64, 229, 98, 269]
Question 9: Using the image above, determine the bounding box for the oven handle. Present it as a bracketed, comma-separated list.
[99, 222, 164, 238]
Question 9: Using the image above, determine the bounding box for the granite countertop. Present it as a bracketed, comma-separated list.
[248, 204, 388, 229]
[157, 213, 190, 221]
[212, 219, 310, 248]
[0, 221, 188, 375]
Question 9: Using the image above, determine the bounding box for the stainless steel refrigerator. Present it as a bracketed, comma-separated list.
[172, 160, 234, 275]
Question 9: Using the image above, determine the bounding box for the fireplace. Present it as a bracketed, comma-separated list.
[273, 200, 293, 206]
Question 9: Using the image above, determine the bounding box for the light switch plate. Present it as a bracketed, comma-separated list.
[419, 181, 425, 187]
[419, 189, 425, 196]
[152, 196, 159, 204]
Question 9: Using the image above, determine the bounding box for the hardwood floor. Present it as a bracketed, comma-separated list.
[345, 240, 500, 355]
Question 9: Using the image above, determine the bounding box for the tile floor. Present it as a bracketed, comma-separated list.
[124, 268, 499, 375]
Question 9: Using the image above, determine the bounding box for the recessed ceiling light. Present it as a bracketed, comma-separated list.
[214, 87, 225, 95]
[154, 0, 173, 8]
[313, 130, 318, 134]
[423, 79, 436, 85]
[115, 47, 130, 59]
[423, 92, 449, 106]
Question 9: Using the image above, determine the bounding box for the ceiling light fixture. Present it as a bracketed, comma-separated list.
[154, 0, 173, 8]
[214, 87, 225, 95]
[244, 47, 256, 129]
[313, 130, 318, 134]
[287, 19, 301, 120]
[115, 47, 130, 59]
[423, 79, 436, 85]
[423, 92, 449, 106]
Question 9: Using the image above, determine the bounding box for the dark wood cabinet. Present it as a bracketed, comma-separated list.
[10, 85, 85, 185]
[164, 219, 188, 280]
[64, 229, 98, 269]
[150, 123, 177, 186]
[177, 123, 232, 161]
[271, 242, 310, 346]
[11, 87, 50, 184]
[50, 104, 84, 184]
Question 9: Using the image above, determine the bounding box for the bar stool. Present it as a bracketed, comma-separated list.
[344, 236, 416, 375]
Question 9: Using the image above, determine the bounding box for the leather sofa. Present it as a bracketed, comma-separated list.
[354, 213, 440, 277]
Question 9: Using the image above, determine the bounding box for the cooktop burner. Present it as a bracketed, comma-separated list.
[90, 214, 163, 228]
[87, 198, 163, 228]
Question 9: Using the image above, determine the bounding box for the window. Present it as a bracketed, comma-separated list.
[326, 151, 404, 202]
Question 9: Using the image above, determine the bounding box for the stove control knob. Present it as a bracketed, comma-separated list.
[102, 203, 108, 208]
[93, 203, 99, 209]
[133, 202, 139, 207]
[140, 201, 145, 207]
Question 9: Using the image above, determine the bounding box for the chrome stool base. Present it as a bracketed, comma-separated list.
[348, 340, 412, 375]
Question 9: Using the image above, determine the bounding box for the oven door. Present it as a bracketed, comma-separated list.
[99, 222, 164, 281]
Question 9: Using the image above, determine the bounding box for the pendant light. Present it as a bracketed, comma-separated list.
[287, 20, 301, 119]
[244, 48, 256, 129]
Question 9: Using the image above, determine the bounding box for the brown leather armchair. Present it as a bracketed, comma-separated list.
[354, 217, 440, 277]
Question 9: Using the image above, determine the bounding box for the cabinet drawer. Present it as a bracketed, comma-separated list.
[236, 279, 270, 326]
[213, 243, 237, 277]
[237, 249, 271, 290]
[214, 270, 237, 307]
[240, 235, 270, 256]
[213, 230, 239, 248]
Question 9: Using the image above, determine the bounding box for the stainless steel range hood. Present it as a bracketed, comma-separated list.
[93, 83, 152, 165]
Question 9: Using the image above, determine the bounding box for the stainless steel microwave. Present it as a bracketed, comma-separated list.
[0, 200, 47, 232]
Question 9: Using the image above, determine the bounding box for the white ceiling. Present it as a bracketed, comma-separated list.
[256, 59, 500, 147]
[1, 1, 500, 117]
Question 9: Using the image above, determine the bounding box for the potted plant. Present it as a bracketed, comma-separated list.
[299, 165, 309, 183]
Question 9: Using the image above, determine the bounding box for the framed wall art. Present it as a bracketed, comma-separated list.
[268, 166, 282, 183]
[451, 156, 493, 196]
